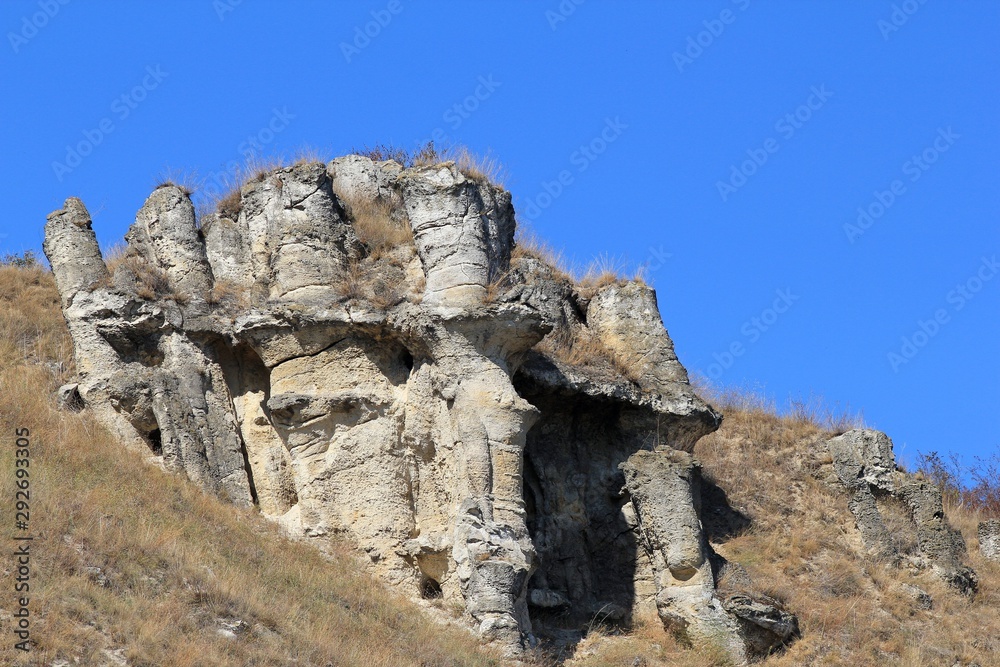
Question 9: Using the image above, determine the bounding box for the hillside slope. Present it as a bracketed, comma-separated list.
[0, 263, 500, 666]
[551, 392, 1000, 667]
[2, 257, 997, 667]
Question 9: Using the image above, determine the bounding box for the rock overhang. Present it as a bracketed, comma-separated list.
[43, 153, 790, 662]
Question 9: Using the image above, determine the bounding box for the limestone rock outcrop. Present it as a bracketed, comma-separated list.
[621, 450, 796, 663]
[46, 155, 795, 662]
[979, 519, 1000, 561]
[821, 429, 977, 593]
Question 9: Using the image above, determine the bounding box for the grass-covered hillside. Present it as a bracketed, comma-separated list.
[0, 259, 997, 667]
[0, 262, 500, 667]
[543, 393, 1000, 667]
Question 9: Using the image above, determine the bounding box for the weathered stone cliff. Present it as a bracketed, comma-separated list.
[44, 156, 808, 662]
[819, 429, 978, 594]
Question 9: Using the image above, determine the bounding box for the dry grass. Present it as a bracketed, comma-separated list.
[0, 265, 73, 381]
[535, 329, 645, 385]
[510, 231, 574, 285]
[538, 379, 1000, 666]
[214, 187, 244, 221]
[576, 254, 628, 298]
[435, 145, 506, 185]
[332, 257, 410, 310]
[205, 279, 253, 311]
[535, 331, 602, 370]
[516, 240, 646, 382]
[353, 143, 413, 165]
[207, 154, 303, 222]
[0, 265, 501, 666]
[483, 265, 521, 305]
[154, 179, 193, 196]
[102, 244, 193, 304]
[337, 192, 413, 257]
[356, 141, 506, 185]
[289, 146, 329, 167]
[510, 233, 646, 300]
[527, 612, 733, 667]
[110, 252, 171, 300]
[101, 242, 128, 275]
[153, 167, 200, 197]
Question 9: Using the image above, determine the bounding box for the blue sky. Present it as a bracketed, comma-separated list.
[2, 1, 997, 470]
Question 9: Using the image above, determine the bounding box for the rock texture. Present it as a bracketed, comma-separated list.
[46, 156, 797, 662]
[979, 519, 1000, 562]
[820, 429, 977, 593]
[621, 450, 796, 663]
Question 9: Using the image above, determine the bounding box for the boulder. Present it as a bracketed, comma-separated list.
[979, 519, 1000, 561]
[823, 429, 977, 593]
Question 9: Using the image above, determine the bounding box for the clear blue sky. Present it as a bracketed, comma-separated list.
[2, 1, 997, 470]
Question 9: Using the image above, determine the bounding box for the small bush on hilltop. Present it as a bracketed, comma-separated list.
[1, 250, 39, 268]
[917, 450, 1000, 515]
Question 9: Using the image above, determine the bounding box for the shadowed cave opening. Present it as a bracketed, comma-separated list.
[420, 575, 444, 599]
[213, 340, 294, 510]
[518, 389, 640, 637]
[399, 347, 414, 372]
[146, 428, 162, 456]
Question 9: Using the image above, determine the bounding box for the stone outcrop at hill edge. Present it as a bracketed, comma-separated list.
[978, 519, 1000, 562]
[821, 428, 978, 594]
[46, 156, 792, 662]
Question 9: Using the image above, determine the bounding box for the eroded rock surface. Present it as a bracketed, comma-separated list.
[977, 519, 1000, 562]
[620, 450, 796, 663]
[46, 155, 798, 662]
[822, 429, 977, 593]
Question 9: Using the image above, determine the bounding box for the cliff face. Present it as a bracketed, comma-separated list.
[42, 155, 970, 664]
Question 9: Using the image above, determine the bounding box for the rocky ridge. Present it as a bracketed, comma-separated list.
[43, 155, 977, 664]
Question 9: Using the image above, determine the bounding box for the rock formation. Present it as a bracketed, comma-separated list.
[979, 519, 1000, 562]
[45, 156, 796, 662]
[819, 429, 977, 593]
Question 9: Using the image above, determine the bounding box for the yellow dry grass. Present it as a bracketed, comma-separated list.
[337, 191, 413, 257]
[101, 241, 128, 275]
[562, 382, 1000, 667]
[534, 330, 645, 385]
[434, 146, 506, 186]
[205, 278, 254, 313]
[0, 265, 500, 667]
[510, 232, 574, 285]
[358, 142, 506, 185]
